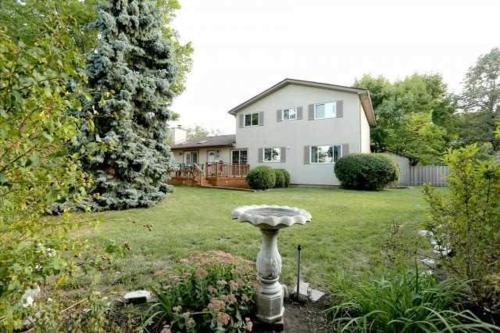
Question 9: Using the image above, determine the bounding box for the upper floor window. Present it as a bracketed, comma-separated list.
[310, 145, 342, 163]
[283, 108, 296, 120]
[315, 102, 337, 119]
[244, 113, 260, 127]
[263, 147, 281, 162]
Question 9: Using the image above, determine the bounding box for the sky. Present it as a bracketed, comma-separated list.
[170, 0, 500, 134]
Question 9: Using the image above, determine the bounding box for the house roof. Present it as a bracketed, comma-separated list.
[227, 78, 376, 125]
[171, 134, 236, 150]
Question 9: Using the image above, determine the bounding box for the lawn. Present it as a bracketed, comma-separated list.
[78, 186, 430, 293]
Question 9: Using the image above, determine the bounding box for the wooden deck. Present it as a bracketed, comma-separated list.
[169, 162, 250, 189]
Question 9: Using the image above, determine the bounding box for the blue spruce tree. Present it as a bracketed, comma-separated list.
[80, 0, 178, 210]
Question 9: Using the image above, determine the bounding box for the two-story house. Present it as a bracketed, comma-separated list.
[171, 78, 375, 186]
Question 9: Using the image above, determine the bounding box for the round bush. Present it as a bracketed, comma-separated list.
[274, 168, 291, 187]
[273, 169, 286, 188]
[334, 153, 399, 190]
[246, 166, 276, 190]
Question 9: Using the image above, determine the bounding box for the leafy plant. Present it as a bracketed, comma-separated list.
[327, 271, 499, 332]
[146, 263, 255, 333]
[246, 166, 276, 190]
[423, 144, 499, 312]
[334, 154, 399, 190]
[274, 169, 291, 188]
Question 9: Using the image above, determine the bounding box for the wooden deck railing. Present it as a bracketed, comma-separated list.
[205, 162, 249, 178]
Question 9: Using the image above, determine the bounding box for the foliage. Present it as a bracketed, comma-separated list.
[273, 169, 286, 188]
[185, 125, 221, 141]
[355, 74, 454, 164]
[458, 47, 500, 149]
[0, 2, 95, 329]
[423, 144, 500, 311]
[246, 166, 276, 190]
[76, 0, 188, 211]
[334, 154, 399, 190]
[146, 263, 255, 333]
[327, 271, 499, 333]
[274, 168, 291, 188]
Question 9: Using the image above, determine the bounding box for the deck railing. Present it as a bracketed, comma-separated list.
[205, 162, 250, 178]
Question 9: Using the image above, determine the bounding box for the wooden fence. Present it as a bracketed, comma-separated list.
[408, 165, 449, 187]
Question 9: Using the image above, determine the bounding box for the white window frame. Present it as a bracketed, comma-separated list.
[231, 149, 248, 164]
[314, 101, 337, 120]
[263, 147, 281, 163]
[310, 145, 342, 164]
[283, 108, 297, 121]
[244, 113, 260, 127]
[184, 151, 199, 165]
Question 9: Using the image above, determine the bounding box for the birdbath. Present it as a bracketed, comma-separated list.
[232, 205, 311, 325]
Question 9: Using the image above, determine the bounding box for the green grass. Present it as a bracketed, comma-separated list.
[78, 186, 429, 292]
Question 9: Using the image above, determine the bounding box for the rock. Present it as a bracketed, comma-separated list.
[433, 245, 452, 256]
[309, 288, 325, 302]
[123, 290, 152, 304]
[21, 285, 40, 308]
[291, 280, 309, 302]
[417, 229, 433, 237]
[419, 258, 436, 268]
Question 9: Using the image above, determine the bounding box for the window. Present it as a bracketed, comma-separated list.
[232, 149, 248, 164]
[263, 147, 281, 162]
[314, 102, 336, 119]
[185, 151, 198, 165]
[310, 145, 342, 163]
[244, 113, 260, 127]
[283, 108, 296, 120]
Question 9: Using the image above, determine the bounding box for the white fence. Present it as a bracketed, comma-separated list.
[384, 153, 449, 187]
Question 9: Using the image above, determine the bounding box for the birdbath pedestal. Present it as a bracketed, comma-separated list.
[232, 205, 311, 325]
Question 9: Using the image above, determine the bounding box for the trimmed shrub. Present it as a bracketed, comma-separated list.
[276, 169, 291, 187]
[334, 153, 398, 190]
[246, 166, 276, 190]
[273, 169, 286, 188]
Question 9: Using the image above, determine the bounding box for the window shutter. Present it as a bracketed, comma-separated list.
[336, 100, 343, 118]
[258, 148, 263, 163]
[304, 146, 310, 164]
[280, 147, 286, 163]
[342, 143, 349, 156]
[259, 112, 264, 126]
[277, 109, 282, 122]
[239, 114, 244, 128]
[296, 106, 303, 120]
[308, 104, 315, 120]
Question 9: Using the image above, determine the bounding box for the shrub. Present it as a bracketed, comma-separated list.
[274, 169, 291, 188]
[246, 166, 276, 190]
[327, 271, 498, 332]
[334, 153, 399, 190]
[146, 263, 255, 333]
[273, 169, 286, 188]
[423, 144, 500, 312]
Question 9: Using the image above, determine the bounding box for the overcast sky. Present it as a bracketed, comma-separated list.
[170, 0, 500, 134]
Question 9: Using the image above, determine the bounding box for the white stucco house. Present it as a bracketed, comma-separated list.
[171, 78, 375, 186]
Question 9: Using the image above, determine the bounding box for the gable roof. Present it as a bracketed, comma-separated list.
[227, 78, 376, 125]
[171, 134, 236, 150]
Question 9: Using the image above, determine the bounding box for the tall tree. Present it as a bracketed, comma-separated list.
[78, 0, 187, 210]
[458, 47, 500, 149]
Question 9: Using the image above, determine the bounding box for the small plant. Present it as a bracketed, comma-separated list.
[334, 153, 399, 190]
[146, 263, 255, 333]
[327, 271, 499, 332]
[424, 144, 500, 312]
[274, 169, 291, 188]
[246, 166, 276, 190]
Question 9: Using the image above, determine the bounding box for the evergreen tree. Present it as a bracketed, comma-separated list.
[79, 0, 179, 210]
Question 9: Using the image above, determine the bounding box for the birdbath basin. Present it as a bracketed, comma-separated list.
[232, 205, 311, 324]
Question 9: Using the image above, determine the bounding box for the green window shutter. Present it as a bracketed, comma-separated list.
[259, 112, 264, 126]
[258, 148, 263, 163]
[336, 101, 343, 118]
[342, 143, 349, 156]
[304, 146, 310, 164]
[280, 147, 286, 163]
[296, 106, 303, 120]
[308, 104, 315, 120]
[239, 114, 244, 128]
[277, 109, 282, 122]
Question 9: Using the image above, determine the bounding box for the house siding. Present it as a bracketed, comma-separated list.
[172, 147, 232, 166]
[234, 84, 366, 185]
